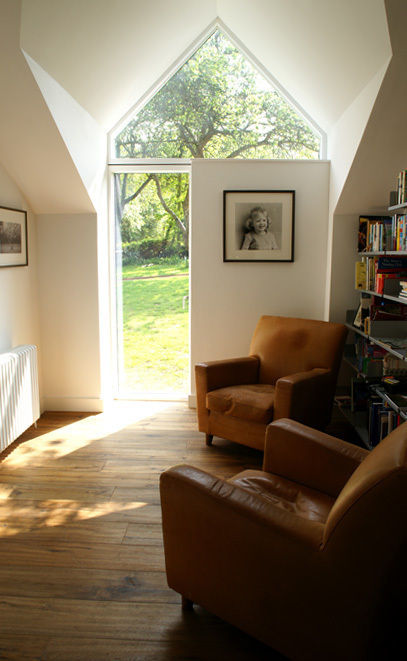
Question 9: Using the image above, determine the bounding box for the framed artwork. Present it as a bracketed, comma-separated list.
[223, 190, 295, 262]
[0, 206, 28, 268]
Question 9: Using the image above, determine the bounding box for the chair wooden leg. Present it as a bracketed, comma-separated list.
[205, 434, 213, 446]
[182, 596, 194, 611]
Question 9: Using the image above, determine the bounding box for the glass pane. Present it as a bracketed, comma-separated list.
[115, 30, 320, 160]
[114, 172, 189, 395]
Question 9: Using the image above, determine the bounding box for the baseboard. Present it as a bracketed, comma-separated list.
[188, 394, 196, 408]
[42, 397, 104, 412]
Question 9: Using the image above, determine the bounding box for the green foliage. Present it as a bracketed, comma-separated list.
[116, 172, 189, 252]
[115, 30, 320, 160]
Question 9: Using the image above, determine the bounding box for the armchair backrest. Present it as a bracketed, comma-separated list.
[324, 421, 407, 547]
[249, 315, 347, 384]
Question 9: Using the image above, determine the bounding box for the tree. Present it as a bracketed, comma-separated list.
[114, 30, 320, 252]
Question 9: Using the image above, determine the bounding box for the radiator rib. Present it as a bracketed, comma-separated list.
[0, 345, 40, 451]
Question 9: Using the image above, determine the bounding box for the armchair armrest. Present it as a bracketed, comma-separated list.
[195, 357, 259, 432]
[274, 367, 336, 429]
[263, 419, 368, 497]
[195, 356, 259, 391]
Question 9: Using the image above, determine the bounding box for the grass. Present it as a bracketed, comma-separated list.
[122, 257, 188, 279]
[120, 258, 189, 393]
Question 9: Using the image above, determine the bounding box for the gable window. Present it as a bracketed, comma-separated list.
[113, 29, 322, 161]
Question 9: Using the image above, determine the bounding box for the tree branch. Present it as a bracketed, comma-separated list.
[123, 174, 154, 206]
[226, 133, 274, 159]
[152, 175, 186, 234]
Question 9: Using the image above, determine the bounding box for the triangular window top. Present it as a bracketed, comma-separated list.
[114, 29, 321, 160]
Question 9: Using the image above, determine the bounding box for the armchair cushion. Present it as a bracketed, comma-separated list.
[229, 469, 334, 523]
[206, 383, 275, 424]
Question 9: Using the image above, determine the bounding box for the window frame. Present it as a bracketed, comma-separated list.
[109, 163, 192, 399]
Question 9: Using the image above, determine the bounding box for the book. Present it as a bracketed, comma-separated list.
[353, 303, 362, 328]
[355, 261, 367, 289]
[358, 216, 392, 252]
[376, 256, 407, 270]
[375, 273, 403, 295]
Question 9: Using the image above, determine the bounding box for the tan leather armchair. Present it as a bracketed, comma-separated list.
[160, 419, 407, 661]
[195, 315, 347, 449]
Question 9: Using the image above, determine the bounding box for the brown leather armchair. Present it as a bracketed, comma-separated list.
[160, 419, 407, 661]
[195, 315, 347, 449]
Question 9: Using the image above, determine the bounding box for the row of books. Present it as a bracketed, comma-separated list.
[358, 216, 391, 252]
[400, 281, 407, 299]
[355, 255, 407, 294]
[350, 379, 404, 446]
[353, 294, 407, 325]
[351, 326, 407, 376]
[396, 169, 407, 205]
[358, 214, 407, 253]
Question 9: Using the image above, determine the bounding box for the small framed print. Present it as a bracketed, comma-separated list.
[0, 206, 28, 268]
[223, 190, 295, 262]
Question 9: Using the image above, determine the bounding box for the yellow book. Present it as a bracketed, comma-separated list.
[355, 261, 367, 290]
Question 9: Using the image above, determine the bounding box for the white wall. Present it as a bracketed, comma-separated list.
[36, 213, 101, 411]
[328, 214, 361, 324]
[190, 159, 330, 399]
[0, 164, 41, 365]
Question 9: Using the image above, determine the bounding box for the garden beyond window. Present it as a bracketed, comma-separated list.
[114, 30, 321, 161]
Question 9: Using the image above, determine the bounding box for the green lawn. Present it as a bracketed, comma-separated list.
[122, 257, 188, 279]
[121, 258, 189, 393]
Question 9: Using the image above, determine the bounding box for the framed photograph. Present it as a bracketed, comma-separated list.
[223, 190, 295, 262]
[0, 206, 28, 268]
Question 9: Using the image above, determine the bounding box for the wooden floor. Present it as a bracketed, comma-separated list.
[0, 403, 355, 660]
[0, 403, 283, 660]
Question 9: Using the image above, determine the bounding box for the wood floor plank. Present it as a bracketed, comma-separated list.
[0, 566, 175, 603]
[0, 403, 298, 659]
[0, 636, 50, 660]
[43, 629, 276, 661]
[0, 540, 165, 571]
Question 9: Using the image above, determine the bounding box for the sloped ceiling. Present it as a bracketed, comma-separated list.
[0, 0, 95, 214]
[336, 0, 407, 214]
[21, 0, 390, 133]
[218, 0, 390, 132]
[21, 0, 218, 131]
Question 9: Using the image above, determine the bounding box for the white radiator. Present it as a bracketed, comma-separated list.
[0, 345, 40, 451]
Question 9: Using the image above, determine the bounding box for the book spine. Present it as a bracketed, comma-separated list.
[355, 261, 367, 290]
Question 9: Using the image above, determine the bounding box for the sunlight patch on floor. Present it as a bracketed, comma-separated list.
[0, 499, 147, 534]
[2, 400, 183, 467]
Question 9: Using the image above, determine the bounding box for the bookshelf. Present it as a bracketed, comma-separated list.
[344, 196, 407, 449]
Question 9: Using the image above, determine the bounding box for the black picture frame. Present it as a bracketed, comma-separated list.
[223, 190, 295, 262]
[0, 206, 28, 268]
